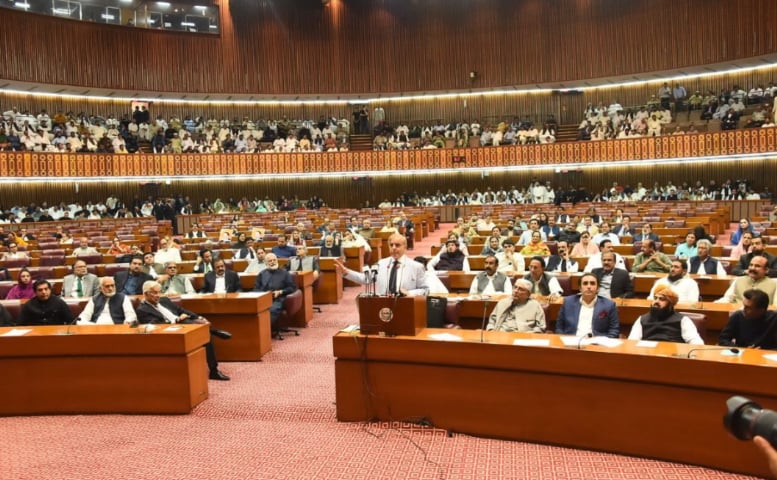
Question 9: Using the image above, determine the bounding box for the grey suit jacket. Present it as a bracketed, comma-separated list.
[62, 273, 100, 298]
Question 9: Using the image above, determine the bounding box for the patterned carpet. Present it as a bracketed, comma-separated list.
[0, 227, 762, 480]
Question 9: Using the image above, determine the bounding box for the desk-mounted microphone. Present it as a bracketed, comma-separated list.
[577, 332, 593, 350]
[479, 296, 491, 343]
[686, 347, 740, 358]
[361, 266, 372, 296]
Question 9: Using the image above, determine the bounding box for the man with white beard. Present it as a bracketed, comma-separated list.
[76, 277, 137, 325]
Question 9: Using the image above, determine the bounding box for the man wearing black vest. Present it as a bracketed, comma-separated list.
[627, 285, 703, 344]
[427, 239, 470, 272]
[468, 255, 511, 295]
[77, 277, 137, 325]
[687, 239, 726, 276]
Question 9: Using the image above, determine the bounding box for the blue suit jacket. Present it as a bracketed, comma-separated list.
[555, 295, 620, 338]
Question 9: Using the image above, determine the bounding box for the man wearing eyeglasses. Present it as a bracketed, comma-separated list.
[159, 261, 196, 295]
[334, 233, 427, 296]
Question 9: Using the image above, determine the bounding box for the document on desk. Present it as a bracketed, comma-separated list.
[763, 353, 777, 362]
[428, 333, 463, 342]
[635, 341, 659, 348]
[513, 338, 551, 347]
[164, 326, 183, 332]
[560, 336, 623, 348]
[1, 328, 32, 337]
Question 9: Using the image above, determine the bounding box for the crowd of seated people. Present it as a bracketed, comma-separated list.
[371, 115, 559, 150]
[0, 107, 352, 153]
[576, 83, 777, 141]
[0, 194, 329, 224]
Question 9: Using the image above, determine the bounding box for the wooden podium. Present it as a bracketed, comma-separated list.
[357, 295, 426, 336]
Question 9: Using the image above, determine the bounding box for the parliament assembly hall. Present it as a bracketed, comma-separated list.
[2, 0, 777, 479]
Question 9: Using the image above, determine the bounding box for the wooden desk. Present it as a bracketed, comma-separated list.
[333, 330, 777, 478]
[566, 272, 733, 298]
[180, 293, 273, 362]
[316, 257, 343, 304]
[0, 323, 209, 415]
[343, 246, 365, 288]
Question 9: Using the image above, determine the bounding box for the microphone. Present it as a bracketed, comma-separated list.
[577, 332, 593, 349]
[686, 346, 740, 358]
[361, 266, 371, 296]
[370, 265, 379, 296]
[63, 315, 79, 335]
[479, 295, 491, 343]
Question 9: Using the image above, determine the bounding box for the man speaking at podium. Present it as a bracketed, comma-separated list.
[335, 233, 428, 296]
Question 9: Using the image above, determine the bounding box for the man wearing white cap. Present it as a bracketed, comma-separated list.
[485, 279, 546, 333]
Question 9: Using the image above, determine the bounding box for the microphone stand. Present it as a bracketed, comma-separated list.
[479, 296, 490, 343]
[687, 347, 740, 358]
[577, 332, 593, 349]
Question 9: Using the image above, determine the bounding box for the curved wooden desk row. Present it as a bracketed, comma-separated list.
[1, 292, 276, 362]
[333, 329, 777, 478]
[2, 128, 774, 176]
[447, 295, 738, 343]
[0, 323, 210, 416]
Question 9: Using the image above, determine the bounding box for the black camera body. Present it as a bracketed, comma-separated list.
[724, 396, 777, 448]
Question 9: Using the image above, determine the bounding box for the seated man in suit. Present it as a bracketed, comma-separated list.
[115, 255, 155, 296]
[202, 258, 241, 294]
[545, 241, 578, 273]
[136, 280, 231, 380]
[592, 252, 633, 299]
[271, 235, 297, 259]
[732, 236, 777, 277]
[628, 285, 704, 344]
[62, 259, 99, 298]
[192, 248, 215, 274]
[523, 256, 563, 298]
[253, 253, 298, 332]
[719, 289, 777, 349]
[632, 223, 661, 243]
[159, 261, 196, 295]
[18, 280, 75, 326]
[555, 273, 620, 338]
[469, 255, 511, 295]
[688, 239, 727, 276]
[335, 233, 427, 296]
[285, 244, 320, 281]
[486, 279, 545, 333]
[77, 276, 136, 325]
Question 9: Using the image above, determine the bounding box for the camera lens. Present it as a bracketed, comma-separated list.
[724, 396, 777, 448]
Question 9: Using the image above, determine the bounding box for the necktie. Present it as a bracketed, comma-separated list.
[561, 259, 567, 272]
[297, 259, 303, 271]
[76, 277, 83, 297]
[388, 260, 399, 294]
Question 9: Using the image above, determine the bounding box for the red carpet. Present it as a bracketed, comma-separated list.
[0, 227, 761, 479]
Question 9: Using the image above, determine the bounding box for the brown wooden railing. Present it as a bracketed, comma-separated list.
[1, 129, 775, 178]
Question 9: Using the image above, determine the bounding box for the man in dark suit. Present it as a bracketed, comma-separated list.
[397, 212, 415, 249]
[732, 236, 777, 277]
[202, 258, 241, 293]
[254, 253, 298, 333]
[555, 273, 620, 338]
[114, 255, 154, 296]
[591, 252, 633, 299]
[136, 280, 231, 381]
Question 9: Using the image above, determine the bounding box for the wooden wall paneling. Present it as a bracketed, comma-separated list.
[0, 0, 776, 96]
